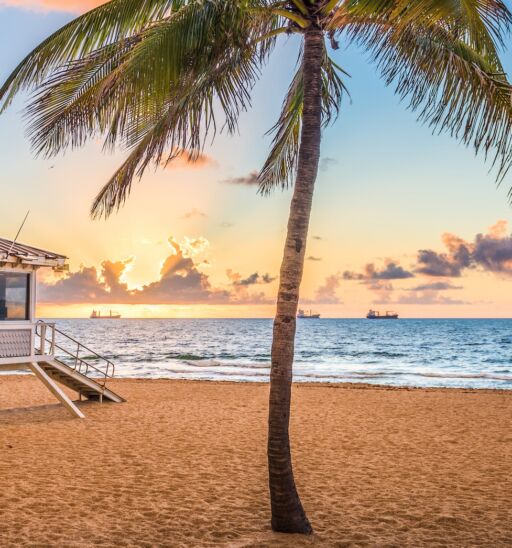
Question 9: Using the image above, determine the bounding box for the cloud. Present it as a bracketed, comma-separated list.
[341, 260, 412, 305]
[39, 237, 232, 305]
[409, 281, 462, 291]
[365, 280, 468, 306]
[227, 270, 276, 287]
[343, 261, 414, 281]
[416, 249, 466, 277]
[307, 256, 322, 262]
[225, 270, 275, 304]
[365, 280, 394, 304]
[181, 208, 207, 220]
[472, 226, 512, 274]
[368, 280, 467, 306]
[415, 220, 512, 277]
[161, 149, 216, 170]
[397, 291, 468, 305]
[342, 258, 466, 305]
[314, 273, 343, 304]
[398, 279, 467, 305]
[180, 236, 209, 256]
[221, 171, 259, 186]
[488, 219, 508, 238]
[343, 222, 512, 286]
[416, 235, 472, 276]
[319, 157, 337, 172]
[340, 222, 512, 306]
[39, 265, 111, 302]
[0, 0, 105, 12]
[220, 222, 234, 228]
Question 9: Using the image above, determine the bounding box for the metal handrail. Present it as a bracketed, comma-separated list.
[35, 321, 115, 387]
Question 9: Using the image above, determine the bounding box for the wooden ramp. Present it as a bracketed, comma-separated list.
[31, 322, 126, 418]
[39, 359, 125, 403]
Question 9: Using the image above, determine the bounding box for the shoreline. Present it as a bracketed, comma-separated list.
[1, 376, 511, 546]
[3, 373, 512, 394]
[2, 373, 511, 393]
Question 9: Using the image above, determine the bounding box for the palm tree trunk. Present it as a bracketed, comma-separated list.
[267, 25, 324, 535]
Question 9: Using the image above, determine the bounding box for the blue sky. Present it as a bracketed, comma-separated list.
[1, 3, 511, 317]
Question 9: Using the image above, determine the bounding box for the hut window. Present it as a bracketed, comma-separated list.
[0, 273, 30, 321]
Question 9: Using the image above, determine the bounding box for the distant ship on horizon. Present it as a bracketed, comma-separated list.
[90, 310, 121, 319]
[297, 309, 321, 319]
[366, 309, 399, 320]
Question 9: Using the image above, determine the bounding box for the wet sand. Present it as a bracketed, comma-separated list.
[1, 376, 511, 546]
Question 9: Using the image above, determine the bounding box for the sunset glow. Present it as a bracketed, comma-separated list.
[0, 0, 106, 11]
[1, 2, 511, 319]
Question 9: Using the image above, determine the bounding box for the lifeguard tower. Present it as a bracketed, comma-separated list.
[0, 237, 124, 418]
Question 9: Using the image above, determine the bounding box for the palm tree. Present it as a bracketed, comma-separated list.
[2, 0, 512, 535]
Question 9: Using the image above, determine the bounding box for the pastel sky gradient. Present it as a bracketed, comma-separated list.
[1, 2, 512, 318]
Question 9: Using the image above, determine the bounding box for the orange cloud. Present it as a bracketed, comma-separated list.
[314, 274, 343, 304]
[488, 219, 508, 238]
[160, 149, 216, 170]
[38, 236, 274, 305]
[441, 232, 468, 254]
[0, 0, 107, 12]
[39, 238, 226, 305]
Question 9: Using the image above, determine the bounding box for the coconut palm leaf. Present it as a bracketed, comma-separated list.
[25, 1, 280, 159]
[90, 45, 266, 217]
[345, 0, 511, 48]
[0, 0, 187, 112]
[258, 48, 349, 193]
[332, 0, 512, 192]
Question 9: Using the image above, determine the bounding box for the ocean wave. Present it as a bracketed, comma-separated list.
[293, 371, 512, 382]
[182, 359, 270, 370]
[172, 353, 209, 361]
[121, 361, 512, 383]
[122, 367, 270, 379]
[349, 351, 407, 359]
[49, 318, 512, 389]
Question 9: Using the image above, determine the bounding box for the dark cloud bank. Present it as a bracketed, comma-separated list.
[416, 221, 512, 277]
[342, 221, 512, 305]
[343, 261, 414, 281]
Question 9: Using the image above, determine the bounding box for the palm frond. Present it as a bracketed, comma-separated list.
[345, 0, 511, 50]
[89, 29, 272, 218]
[336, 1, 512, 195]
[22, 0, 279, 160]
[0, 0, 188, 112]
[258, 45, 349, 193]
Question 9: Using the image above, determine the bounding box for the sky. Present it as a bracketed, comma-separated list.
[0, 1, 512, 318]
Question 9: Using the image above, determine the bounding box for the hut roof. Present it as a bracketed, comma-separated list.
[0, 238, 67, 269]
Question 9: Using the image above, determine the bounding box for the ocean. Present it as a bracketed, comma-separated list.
[39, 318, 512, 389]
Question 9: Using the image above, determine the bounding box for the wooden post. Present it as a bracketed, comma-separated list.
[39, 323, 46, 356]
[29, 362, 85, 419]
[50, 324, 55, 355]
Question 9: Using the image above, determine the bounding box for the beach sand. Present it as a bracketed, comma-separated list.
[1, 376, 511, 547]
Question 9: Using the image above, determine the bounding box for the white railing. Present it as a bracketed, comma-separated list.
[35, 321, 115, 387]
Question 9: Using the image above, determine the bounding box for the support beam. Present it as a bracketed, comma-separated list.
[29, 362, 85, 419]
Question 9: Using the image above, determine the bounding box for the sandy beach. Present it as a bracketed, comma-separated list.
[1, 376, 511, 547]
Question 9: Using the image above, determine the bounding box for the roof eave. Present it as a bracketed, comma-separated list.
[0, 255, 68, 270]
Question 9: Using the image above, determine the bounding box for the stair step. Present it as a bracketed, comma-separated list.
[35, 359, 124, 403]
[33, 323, 125, 410]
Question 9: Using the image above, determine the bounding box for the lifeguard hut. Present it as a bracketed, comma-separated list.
[0, 237, 124, 418]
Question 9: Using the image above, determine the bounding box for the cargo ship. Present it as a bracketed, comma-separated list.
[297, 309, 320, 319]
[366, 309, 399, 319]
[90, 310, 121, 319]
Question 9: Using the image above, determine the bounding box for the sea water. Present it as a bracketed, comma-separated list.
[36, 318, 512, 389]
